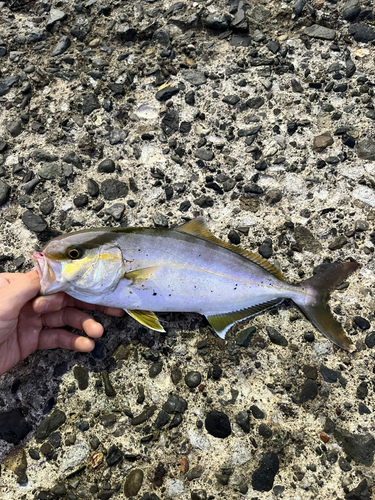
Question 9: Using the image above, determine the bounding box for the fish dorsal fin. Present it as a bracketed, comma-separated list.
[126, 310, 165, 332]
[207, 298, 284, 339]
[177, 217, 284, 281]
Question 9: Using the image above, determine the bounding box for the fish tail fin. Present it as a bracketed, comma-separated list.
[295, 262, 360, 352]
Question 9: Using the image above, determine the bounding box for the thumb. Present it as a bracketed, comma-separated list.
[0, 271, 41, 319]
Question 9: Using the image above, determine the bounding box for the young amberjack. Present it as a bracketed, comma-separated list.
[31, 217, 359, 352]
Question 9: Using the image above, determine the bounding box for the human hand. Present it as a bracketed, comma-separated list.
[0, 270, 124, 376]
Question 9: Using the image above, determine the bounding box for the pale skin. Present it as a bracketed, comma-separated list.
[0, 270, 124, 376]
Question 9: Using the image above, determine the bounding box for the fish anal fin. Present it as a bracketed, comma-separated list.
[207, 299, 284, 339]
[177, 217, 284, 281]
[124, 266, 158, 283]
[126, 310, 165, 332]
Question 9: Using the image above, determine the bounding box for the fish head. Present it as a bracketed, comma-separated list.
[31, 229, 125, 297]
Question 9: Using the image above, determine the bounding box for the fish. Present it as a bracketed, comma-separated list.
[31, 217, 360, 352]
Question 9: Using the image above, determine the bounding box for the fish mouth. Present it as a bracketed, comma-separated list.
[31, 251, 60, 295]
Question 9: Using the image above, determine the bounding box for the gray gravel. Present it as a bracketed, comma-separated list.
[0, 0, 375, 498]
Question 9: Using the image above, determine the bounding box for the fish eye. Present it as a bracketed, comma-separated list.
[67, 247, 83, 260]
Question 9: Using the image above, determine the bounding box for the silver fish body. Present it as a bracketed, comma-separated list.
[31, 217, 359, 351]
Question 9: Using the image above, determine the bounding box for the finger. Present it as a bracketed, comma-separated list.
[33, 292, 124, 317]
[0, 271, 40, 319]
[42, 307, 104, 338]
[37, 329, 95, 352]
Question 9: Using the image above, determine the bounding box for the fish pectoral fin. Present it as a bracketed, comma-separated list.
[206, 299, 284, 339]
[126, 309, 165, 332]
[124, 266, 158, 284]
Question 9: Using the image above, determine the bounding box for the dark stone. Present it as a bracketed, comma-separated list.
[124, 469, 144, 498]
[357, 139, 375, 161]
[346, 59, 356, 78]
[348, 23, 375, 43]
[163, 394, 187, 414]
[161, 109, 179, 137]
[22, 210, 48, 233]
[250, 405, 265, 419]
[102, 370, 116, 397]
[294, 225, 322, 253]
[342, 0, 361, 20]
[98, 159, 115, 173]
[293, 0, 306, 15]
[181, 70, 206, 86]
[186, 465, 204, 481]
[299, 379, 318, 403]
[194, 195, 214, 208]
[76, 420, 89, 432]
[252, 452, 279, 491]
[131, 406, 157, 425]
[236, 326, 255, 347]
[228, 230, 240, 245]
[9, 120, 23, 137]
[73, 194, 88, 207]
[235, 411, 250, 433]
[356, 381, 368, 400]
[185, 371, 201, 388]
[101, 179, 128, 200]
[358, 403, 371, 415]
[258, 238, 273, 259]
[106, 445, 123, 466]
[39, 200, 54, 215]
[180, 121, 191, 134]
[0, 408, 32, 445]
[247, 96, 265, 109]
[259, 423, 272, 438]
[265, 189, 282, 205]
[212, 364, 222, 380]
[87, 179, 100, 197]
[365, 331, 375, 348]
[267, 40, 280, 53]
[195, 148, 214, 161]
[156, 86, 179, 101]
[0, 180, 11, 206]
[149, 362, 163, 378]
[82, 93, 100, 115]
[222, 95, 240, 105]
[205, 14, 229, 30]
[205, 410, 231, 438]
[185, 90, 195, 105]
[62, 151, 82, 169]
[70, 16, 91, 40]
[338, 456, 352, 472]
[169, 413, 183, 429]
[51, 36, 71, 56]
[36, 409, 66, 442]
[354, 316, 370, 330]
[291, 79, 303, 93]
[320, 365, 338, 383]
[345, 479, 371, 500]
[334, 429, 375, 466]
[73, 366, 89, 390]
[303, 24, 336, 40]
[154, 410, 170, 429]
[266, 326, 288, 346]
[100, 413, 117, 427]
[48, 432, 62, 448]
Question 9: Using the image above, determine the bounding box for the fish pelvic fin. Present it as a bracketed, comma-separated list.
[177, 217, 284, 281]
[126, 310, 165, 332]
[207, 298, 284, 339]
[295, 262, 360, 352]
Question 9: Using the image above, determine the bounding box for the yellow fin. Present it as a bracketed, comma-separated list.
[207, 299, 283, 339]
[126, 310, 165, 332]
[177, 217, 284, 281]
[124, 266, 158, 283]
